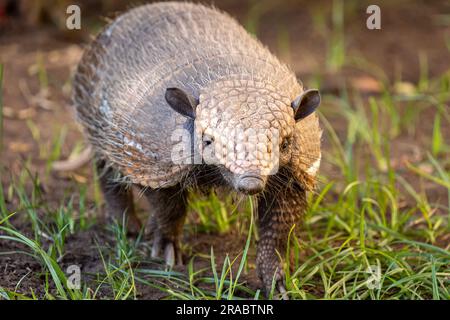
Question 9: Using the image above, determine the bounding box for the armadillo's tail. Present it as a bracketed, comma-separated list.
[51, 145, 93, 171]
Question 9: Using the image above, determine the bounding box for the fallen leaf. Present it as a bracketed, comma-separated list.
[2, 106, 36, 119]
[350, 75, 383, 93]
[394, 81, 416, 96]
[9, 142, 32, 153]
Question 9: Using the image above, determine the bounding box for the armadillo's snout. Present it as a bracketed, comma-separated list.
[236, 174, 265, 195]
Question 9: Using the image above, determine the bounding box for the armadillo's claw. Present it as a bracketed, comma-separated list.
[277, 282, 289, 300]
[257, 259, 289, 300]
[150, 237, 161, 259]
[151, 236, 183, 267]
[164, 242, 175, 267]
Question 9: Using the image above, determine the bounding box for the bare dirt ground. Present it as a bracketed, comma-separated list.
[0, 0, 449, 298]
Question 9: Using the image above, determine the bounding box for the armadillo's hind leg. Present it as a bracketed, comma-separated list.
[96, 159, 142, 235]
[143, 185, 187, 267]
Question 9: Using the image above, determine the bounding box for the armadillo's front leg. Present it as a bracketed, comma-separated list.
[143, 185, 187, 267]
[256, 179, 306, 299]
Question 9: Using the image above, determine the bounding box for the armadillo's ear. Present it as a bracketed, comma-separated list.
[291, 89, 321, 122]
[165, 88, 198, 119]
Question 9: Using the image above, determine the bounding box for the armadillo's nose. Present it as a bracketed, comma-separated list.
[237, 175, 265, 195]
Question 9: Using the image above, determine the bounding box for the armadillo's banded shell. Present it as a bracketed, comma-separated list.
[73, 2, 321, 188]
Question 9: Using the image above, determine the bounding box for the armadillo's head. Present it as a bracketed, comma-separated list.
[165, 79, 320, 195]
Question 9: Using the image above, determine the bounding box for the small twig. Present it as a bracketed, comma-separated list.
[51, 145, 93, 171]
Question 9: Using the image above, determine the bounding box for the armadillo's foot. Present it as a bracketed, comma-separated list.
[277, 282, 289, 300]
[267, 270, 289, 300]
[105, 213, 142, 236]
[264, 269, 289, 300]
[124, 215, 143, 236]
[257, 255, 289, 300]
[150, 235, 183, 267]
[131, 222, 143, 236]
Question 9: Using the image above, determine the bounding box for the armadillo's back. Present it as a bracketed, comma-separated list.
[73, 2, 315, 188]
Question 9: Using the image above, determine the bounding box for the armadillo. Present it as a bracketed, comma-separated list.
[73, 1, 322, 297]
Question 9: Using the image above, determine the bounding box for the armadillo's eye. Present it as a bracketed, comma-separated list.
[202, 135, 214, 148]
[281, 138, 290, 151]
